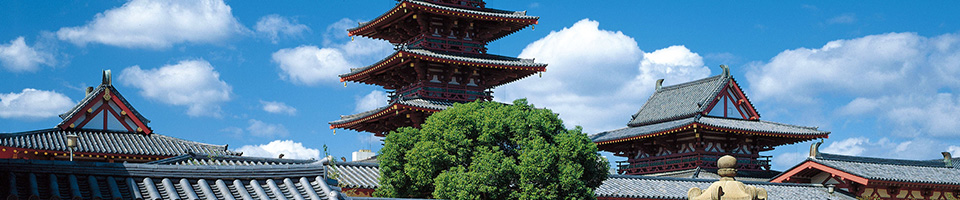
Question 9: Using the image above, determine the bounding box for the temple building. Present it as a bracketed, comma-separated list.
[329, 0, 547, 136]
[590, 66, 830, 179]
[0, 70, 238, 163]
[772, 142, 960, 199]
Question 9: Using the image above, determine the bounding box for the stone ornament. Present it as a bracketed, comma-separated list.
[688, 155, 768, 200]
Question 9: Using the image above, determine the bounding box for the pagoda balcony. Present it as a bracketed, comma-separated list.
[407, 34, 487, 54]
[394, 82, 492, 102]
[616, 151, 771, 175]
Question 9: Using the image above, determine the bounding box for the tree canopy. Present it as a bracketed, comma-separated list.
[374, 99, 609, 200]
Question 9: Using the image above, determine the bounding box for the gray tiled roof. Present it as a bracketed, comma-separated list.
[0, 158, 346, 200]
[591, 116, 828, 144]
[327, 162, 381, 189]
[150, 152, 318, 166]
[57, 84, 151, 127]
[0, 129, 239, 157]
[597, 174, 856, 200]
[330, 97, 456, 125]
[627, 75, 727, 127]
[646, 167, 776, 182]
[340, 47, 546, 79]
[796, 153, 960, 185]
[350, 0, 538, 32]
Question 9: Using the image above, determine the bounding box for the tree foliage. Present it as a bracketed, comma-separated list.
[374, 99, 609, 199]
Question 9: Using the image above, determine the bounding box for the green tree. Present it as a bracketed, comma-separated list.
[374, 99, 609, 199]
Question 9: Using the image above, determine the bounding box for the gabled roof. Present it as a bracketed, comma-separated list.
[57, 70, 152, 134]
[627, 68, 760, 127]
[0, 128, 239, 157]
[596, 174, 856, 200]
[591, 116, 829, 145]
[773, 153, 960, 186]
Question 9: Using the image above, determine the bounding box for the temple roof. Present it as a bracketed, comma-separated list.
[330, 97, 454, 126]
[774, 153, 960, 186]
[58, 85, 150, 126]
[0, 158, 347, 200]
[628, 73, 759, 127]
[149, 152, 316, 166]
[596, 174, 856, 200]
[348, 0, 538, 43]
[339, 46, 546, 86]
[57, 70, 153, 134]
[591, 116, 829, 145]
[326, 162, 381, 189]
[0, 128, 239, 157]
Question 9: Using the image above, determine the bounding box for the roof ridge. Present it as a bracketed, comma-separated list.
[817, 153, 948, 167]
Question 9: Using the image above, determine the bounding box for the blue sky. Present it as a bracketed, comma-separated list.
[2, 0, 959, 170]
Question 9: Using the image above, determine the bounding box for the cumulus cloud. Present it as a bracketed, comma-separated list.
[119, 59, 232, 117]
[820, 137, 951, 160]
[236, 140, 320, 160]
[255, 14, 310, 44]
[272, 18, 392, 86]
[260, 100, 297, 115]
[949, 146, 960, 156]
[772, 152, 807, 170]
[0, 37, 55, 72]
[355, 90, 388, 112]
[246, 119, 289, 138]
[0, 88, 74, 119]
[497, 19, 711, 132]
[746, 32, 960, 140]
[56, 0, 246, 49]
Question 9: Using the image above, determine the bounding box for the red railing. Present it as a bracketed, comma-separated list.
[394, 82, 491, 102]
[616, 151, 771, 175]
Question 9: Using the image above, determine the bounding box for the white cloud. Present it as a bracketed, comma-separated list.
[246, 119, 289, 138]
[272, 45, 353, 86]
[56, 0, 246, 49]
[118, 59, 232, 117]
[273, 18, 392, 86]
[747, 32, 960, 138]
[255, 14, 310, 44]
[772, 152, 807, 170]
[0, 88, 74, 119]
[0, 37, 55, 72]
[260, 100, 297, 115]
[949, 146, 960, 156]
[355, 90, 388, 112]
[820, 137, 949, 160]
[236, 140, 320, 160]
[497, 19, 710, 133]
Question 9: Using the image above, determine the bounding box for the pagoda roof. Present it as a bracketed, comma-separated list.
[348, 0, 538, 43]
[0, 128, 239, 157]
[591, 115, 829, 145]
[596, 174, 856, 200]
[628, 72, 759, 127]
[772, 153, 960, 186]
[0, 157, 350, 200]
[339, 46, 546, 86]
[330, 97, 454, 128]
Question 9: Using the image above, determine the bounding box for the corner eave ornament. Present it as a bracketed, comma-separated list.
[688, 155, 768, 200]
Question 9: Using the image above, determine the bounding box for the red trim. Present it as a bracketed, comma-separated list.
[59, 93, 104, 130]
[106, 106, 135, 132]
[77, 103, 107, 129]
[330, 103, 442, 129]
[771, 161, 869, 185]
[595, 124, 695, 145]
[0, 146, 170, 160]
[727, 79, 759, 119]
[340, 50, 546, 83]
[110, 93, 151, 134]
[696, 123, 829, 139]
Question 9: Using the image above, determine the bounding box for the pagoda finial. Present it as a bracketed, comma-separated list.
[719, 65, 729, 78]
[687, 155, 768, 200]
[102, 70, 112, 85]
[656, 79, 664, 91]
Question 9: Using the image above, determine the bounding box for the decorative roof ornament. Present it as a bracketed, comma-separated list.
[655, 79, 664, 91]
[687, 155, 768, 200]
[102, 69, 112, 85]
[809, 140, 823, 158]
[720, 65, 730, 78]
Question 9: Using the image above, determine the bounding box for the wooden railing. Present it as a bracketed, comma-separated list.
[616, 151, 771, 175]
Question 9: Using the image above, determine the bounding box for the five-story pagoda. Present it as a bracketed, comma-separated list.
[330, 0, 546, 136]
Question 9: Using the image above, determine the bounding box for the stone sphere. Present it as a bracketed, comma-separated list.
[718, 155, 737, 168]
